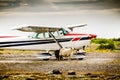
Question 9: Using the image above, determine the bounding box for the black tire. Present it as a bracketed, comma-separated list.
[54, 50, 60, 60]
[43, 59, 50, 61]
[78, 58, 84, 60]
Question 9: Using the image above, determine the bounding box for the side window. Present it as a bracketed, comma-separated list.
[29, 33, 44, 39]
[44, 31, 59, 38]
[45, 32, 50, 38]
[37, 33, 44, 38]
[28, 33, 37, 38]
[51, 31, 58, 37]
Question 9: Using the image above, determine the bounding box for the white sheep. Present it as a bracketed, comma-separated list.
[59, 47, 77, 60]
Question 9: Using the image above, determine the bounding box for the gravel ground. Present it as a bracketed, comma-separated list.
[0, 52, 120, 79]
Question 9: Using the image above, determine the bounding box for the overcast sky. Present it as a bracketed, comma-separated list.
[0, 0, 120, 38]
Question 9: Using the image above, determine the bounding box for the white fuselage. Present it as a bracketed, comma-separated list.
[0, 33, 92, 50]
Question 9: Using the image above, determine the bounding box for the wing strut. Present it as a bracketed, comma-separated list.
[48, 31, 63, 49]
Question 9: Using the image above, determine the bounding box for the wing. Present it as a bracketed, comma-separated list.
[14, 26, 63, 48]
[14, 26, 62, 33]
[68, 24, 87, 31]
[14, 24, 86, 33]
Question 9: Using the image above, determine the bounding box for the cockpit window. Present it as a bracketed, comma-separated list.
[60, 28, 69, 35]
[29, 33, 44, 39]
[29, 28, 69, 39]
[59, 30, 64, 36]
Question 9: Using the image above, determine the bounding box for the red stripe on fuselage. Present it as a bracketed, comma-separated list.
[0, 36, 18, 38]
[65, 33, 97, 39]
[65, 33, 88, 36]
[72, 37, 80, 41]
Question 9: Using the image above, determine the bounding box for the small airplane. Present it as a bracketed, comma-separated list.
[0, 24, 96, 60]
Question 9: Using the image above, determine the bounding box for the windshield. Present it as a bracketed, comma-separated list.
[60, 28, 69, 35]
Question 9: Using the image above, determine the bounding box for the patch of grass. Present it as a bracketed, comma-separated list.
[86, 43, 113, 53]
[0, 74, 120, 80]
[114, 41, 120, 49]
[88, 38, 120, 52]
[86, 44, 120, 53]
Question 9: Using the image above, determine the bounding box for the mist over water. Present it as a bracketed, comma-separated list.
[0, 0, 120, 38]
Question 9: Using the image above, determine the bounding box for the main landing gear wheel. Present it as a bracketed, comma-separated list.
[72, 51, 86, 60]
[54, 50, 64, 60]
[37, 53, 52, 60]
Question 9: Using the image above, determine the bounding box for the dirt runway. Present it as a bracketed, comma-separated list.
[0, 52, 120, 79]
[0, 52, 119, 74]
